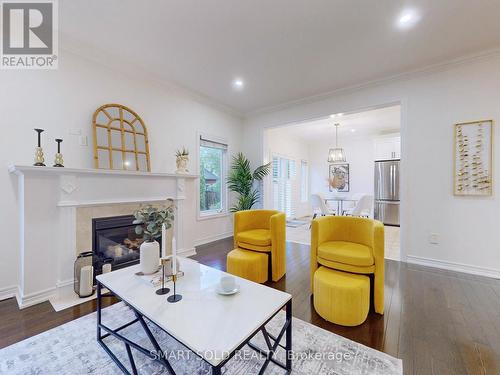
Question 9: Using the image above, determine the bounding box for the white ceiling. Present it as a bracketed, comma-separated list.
[60, 0, 500, 114]
[268, 105, 401, 143]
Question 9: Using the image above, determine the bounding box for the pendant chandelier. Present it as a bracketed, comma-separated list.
[327, 123, 346, 163]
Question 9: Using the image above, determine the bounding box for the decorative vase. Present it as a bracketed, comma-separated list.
[140, 240, 160, 274]
[175, 155, 189, 174]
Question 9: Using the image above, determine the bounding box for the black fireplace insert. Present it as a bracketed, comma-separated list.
[92, 215, 161, 276]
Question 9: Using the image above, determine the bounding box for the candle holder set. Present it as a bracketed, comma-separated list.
[155, 257, 171, 295]
[155, 257, 183, 303]
[157, 222, 182, 303]
[33, 128, 65, 167]
[167, 273, 183, 303]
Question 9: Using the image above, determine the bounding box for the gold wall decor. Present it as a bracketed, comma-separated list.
[454, 120, 493, 196]
[92, 104, 151, 171]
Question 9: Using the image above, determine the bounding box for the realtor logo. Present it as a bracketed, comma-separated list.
[1, 0, 58, 69]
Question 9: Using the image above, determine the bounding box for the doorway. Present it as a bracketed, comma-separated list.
[263, 104, 402, 261]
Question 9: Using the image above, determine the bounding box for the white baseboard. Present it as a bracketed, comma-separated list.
[17, 286, 57, 309]
[57, 278, 74, 289]
[0, 285, 18, 301]
[179, 247, 197, 257]
[406, 255, 500, 279]
[193, 232, 233, 247]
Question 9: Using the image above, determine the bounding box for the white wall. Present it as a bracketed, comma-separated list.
[244, 53, 500, 277]
[264, 130, 310, 218]
[309, 136, 381, 199]
[0, 50, 243, 295]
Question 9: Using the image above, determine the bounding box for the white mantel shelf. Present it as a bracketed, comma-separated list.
[8, 165, 198, 179]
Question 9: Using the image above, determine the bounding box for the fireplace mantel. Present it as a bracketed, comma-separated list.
[8, 164, 198, 308]
[9, 165, 198, 207]
[8, 165, 198, 179]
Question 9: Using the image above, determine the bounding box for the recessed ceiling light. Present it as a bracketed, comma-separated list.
[350, 129, 356, 133]
[232, 78, 244, 90]
[329, 113, 344, 118]
[396, 9, 421, 29]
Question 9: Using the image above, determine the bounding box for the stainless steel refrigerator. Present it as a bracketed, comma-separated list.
[374, 160, 400, 226]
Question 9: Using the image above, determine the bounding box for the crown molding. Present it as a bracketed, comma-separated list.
[58, 31, 500, 119]
[245, 47, 500, 118]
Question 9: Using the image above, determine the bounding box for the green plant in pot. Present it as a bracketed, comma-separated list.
[133, 201, 175, 274]
[227, 152, 271, 212]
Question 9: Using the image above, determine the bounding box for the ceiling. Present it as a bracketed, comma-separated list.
[60, 1, 500, 114]
[267, 105, 401, 143]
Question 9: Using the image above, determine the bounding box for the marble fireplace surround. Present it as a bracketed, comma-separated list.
[75, 203, 174, 255]
[9, 165, 198, 309]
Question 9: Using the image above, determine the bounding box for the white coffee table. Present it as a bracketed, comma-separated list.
[96, 257, 292, 374]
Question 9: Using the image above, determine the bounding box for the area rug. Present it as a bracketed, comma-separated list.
[0, 302, 402, 374]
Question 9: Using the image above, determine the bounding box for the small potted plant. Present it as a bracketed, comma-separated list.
[175, 147, 189, 174]
[133, 201, 175, 274]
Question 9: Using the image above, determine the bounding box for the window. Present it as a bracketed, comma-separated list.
[199, 135, 228, 216]
[272, 156, 296, 218]
[301, 160, 309, 202]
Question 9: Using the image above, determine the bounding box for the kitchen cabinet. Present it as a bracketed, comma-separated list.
[374, 135, 400, 161]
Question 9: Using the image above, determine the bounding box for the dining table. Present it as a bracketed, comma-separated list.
[324, 195, 359, 215]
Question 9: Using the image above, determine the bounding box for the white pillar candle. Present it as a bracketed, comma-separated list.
[172, 237, 177, 274]
[102, 263, 112, 274]
[79, 265, 93, 297]
[161, 223, 167, 258]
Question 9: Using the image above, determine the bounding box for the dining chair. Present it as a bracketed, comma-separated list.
[310, 193, 336, 229]
[344, 194, 373, 218]
[341, 192, 363, 214]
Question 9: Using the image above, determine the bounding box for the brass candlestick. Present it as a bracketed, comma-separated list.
[156, 258, 171, 295]
[53, 139, 64, 167]
[33, 128, 46, 166]
[167, 273, 182, 303]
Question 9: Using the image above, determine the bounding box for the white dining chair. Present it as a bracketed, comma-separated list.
[341, 192, 363, 214]
[310, 193, 336, 220]
[344, 194, 373, 218]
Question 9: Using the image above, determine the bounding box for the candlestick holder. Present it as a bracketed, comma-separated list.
[156, 258, 171, 295]
[53, 138, 64, 167]
[167, 273, 182, 303]
[33, 128, 46, 166]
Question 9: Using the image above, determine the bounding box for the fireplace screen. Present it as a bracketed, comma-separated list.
[92, 215, 148, 273]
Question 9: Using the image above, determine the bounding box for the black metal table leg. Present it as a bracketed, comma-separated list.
[97, 282, 133, 375]
[125, 343, 138, 375]
[285, 299, 292, 372]
[133, 310, 176, 374]
[97, 281, 102, 341]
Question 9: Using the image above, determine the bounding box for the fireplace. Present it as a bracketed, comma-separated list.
[92, 215, 161, 275]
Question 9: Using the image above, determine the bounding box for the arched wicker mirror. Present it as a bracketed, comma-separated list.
[92, 104, 151, 171]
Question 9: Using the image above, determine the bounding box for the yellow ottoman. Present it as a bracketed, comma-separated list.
[313, 267, 370, 326]
[227, 248, 268, 283]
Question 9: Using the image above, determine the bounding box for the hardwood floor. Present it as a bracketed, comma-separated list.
[1, 238, 499, 374]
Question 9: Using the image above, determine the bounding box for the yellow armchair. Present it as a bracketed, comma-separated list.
[311, 216, 385, 314]
[234, 209, 286, 282]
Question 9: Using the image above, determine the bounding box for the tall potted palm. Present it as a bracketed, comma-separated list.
[227, 152, 271, 212]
